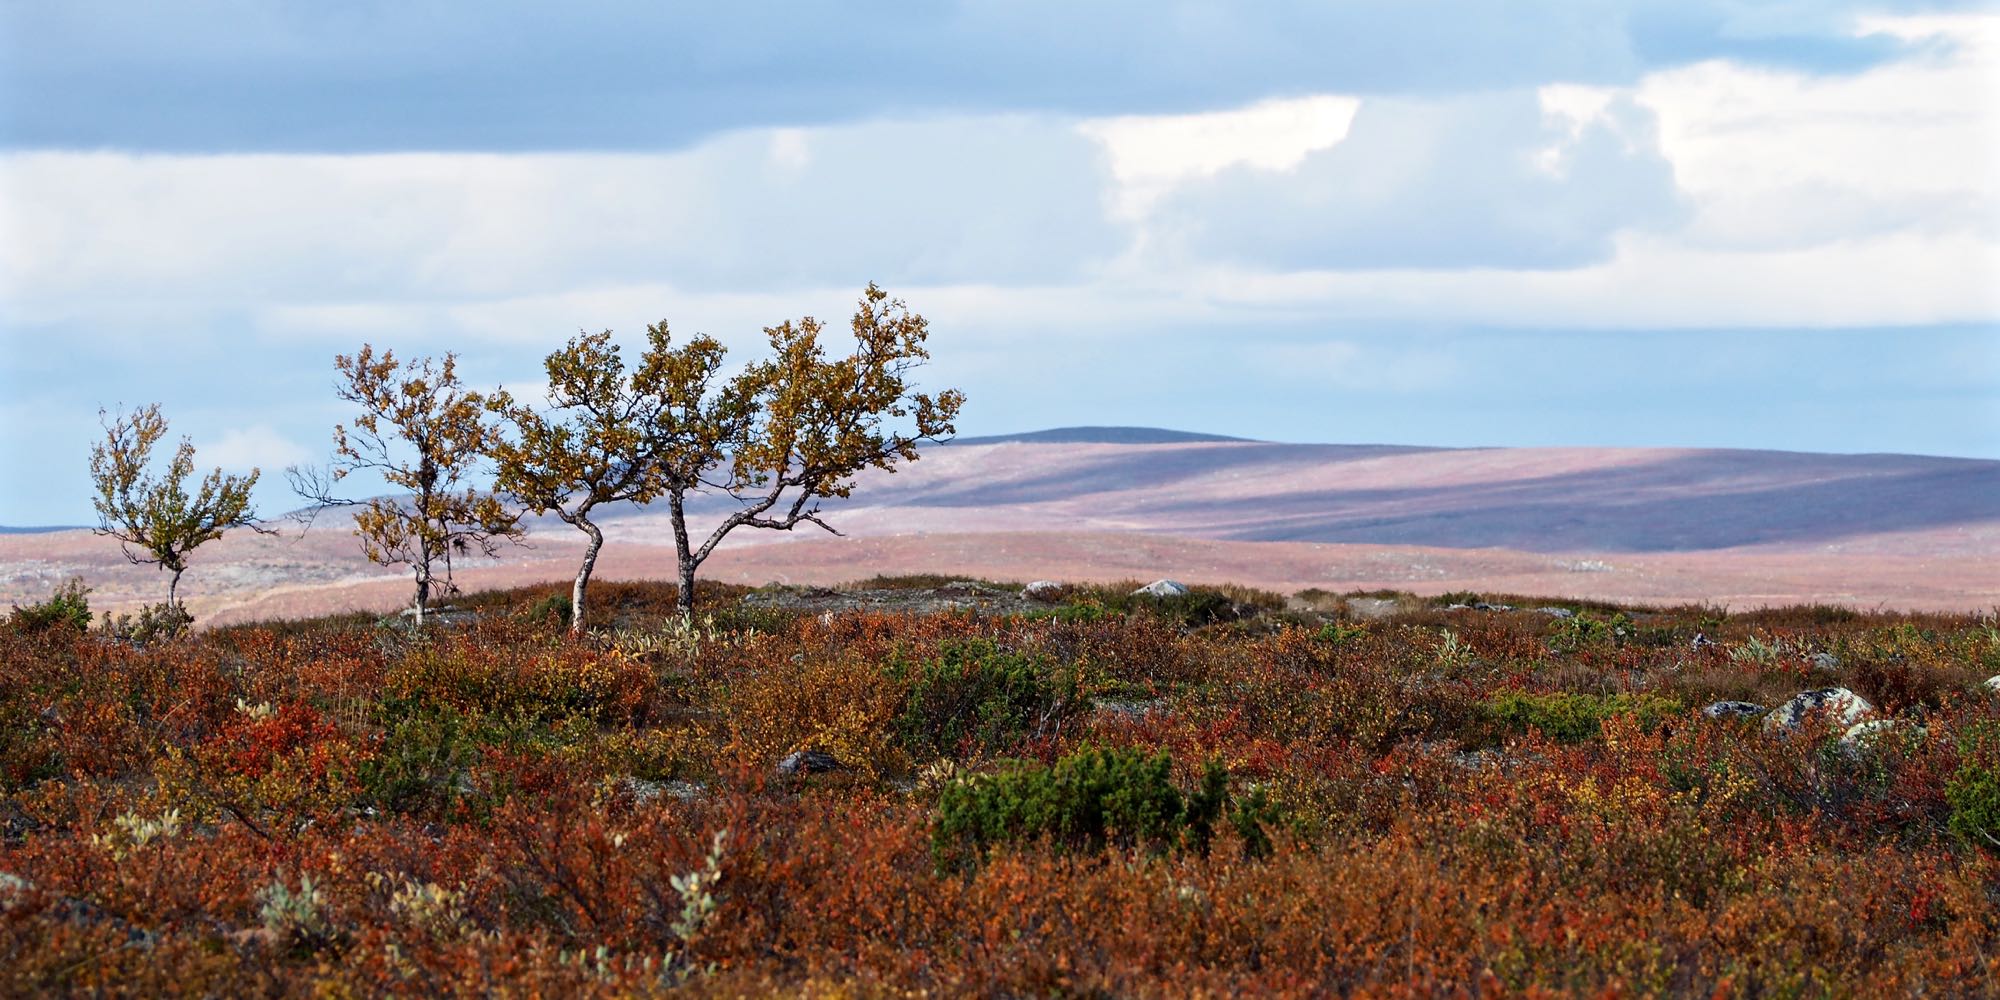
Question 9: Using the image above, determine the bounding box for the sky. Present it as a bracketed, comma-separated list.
[2, 1, 1998, 525]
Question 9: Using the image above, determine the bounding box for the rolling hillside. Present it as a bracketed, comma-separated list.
[5, 430, 1996, 622]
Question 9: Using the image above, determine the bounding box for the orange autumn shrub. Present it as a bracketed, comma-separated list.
[1, 581, 1997, 996]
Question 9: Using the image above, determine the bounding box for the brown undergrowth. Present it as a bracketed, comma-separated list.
[2, 579, 1997, 996]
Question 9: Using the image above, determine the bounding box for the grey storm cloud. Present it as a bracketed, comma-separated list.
[0, 0, 1950, 152]
[1155, 90, 1689, 270]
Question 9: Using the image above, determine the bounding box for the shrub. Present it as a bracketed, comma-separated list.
[931, 748, 1264, 867]
[1316, 621, 1369, 645]
[100, 601, 194, 646]
[1946, 723, 2000, 852]
[895, 639, 1083, 760]
[1547, 611, 1633, 652]
[257, 873, 336, 955]
[1478, 691, 1684, 745]
[523, 593, 573, 627]
[359, 699, 480, 816]
[8, 577, 92, 633]
[1050, 600, 1110, 625]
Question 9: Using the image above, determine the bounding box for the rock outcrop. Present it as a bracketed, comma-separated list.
[1764, 688, 1873, 732]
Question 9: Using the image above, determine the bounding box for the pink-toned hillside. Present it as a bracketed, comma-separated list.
[5, 430, 1996, 624]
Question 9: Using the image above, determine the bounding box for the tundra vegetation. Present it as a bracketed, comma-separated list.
[2, 579, 1997, 995]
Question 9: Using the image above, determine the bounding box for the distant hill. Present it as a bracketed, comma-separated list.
[947, 426, 1256, 446]
[649, 436, 2000, 555]
[5, 431, 1996, 618]
[0, 525, 88, 535]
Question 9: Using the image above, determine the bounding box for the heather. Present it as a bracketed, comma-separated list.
[2, 580, 1997, 996]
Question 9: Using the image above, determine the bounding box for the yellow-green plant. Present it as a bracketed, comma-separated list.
[655, 283, 964, 617]
[488, 328, 754, 633]
[291, 348, 520, 623]
[89, 403, 265, 606]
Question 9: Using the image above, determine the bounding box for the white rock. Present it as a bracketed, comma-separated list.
[1132, 579, 1190, 599]
[1022, 580, 1065, 601]
[1839, 719, 1913, 751]
[0, 872, 29, 912]
[1764, 687, 1874, 732]
[1983, 675, 2000, 694]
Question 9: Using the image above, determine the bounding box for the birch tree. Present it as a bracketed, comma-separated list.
[487, 326, 753, 634]
[89, 403, 267, 607]
[291, 347, 520, 623]
[655, 283, 963, 617]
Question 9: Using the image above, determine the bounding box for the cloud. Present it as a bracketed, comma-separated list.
[1146, 88, 1688, 271]
[1188, 228, 1998, 329]
[0, 1, 1931, 153]
[0, 115, 1124, 327]
[194, 426, 310, 474]
[1638, 13, 2000, 252]
[1079, 95, 1360, 218]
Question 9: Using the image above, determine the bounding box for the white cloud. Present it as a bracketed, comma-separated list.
[1189, 227, 1998, 329]
[1077, 95, 1360, 217]
[1146, 88, 1687, 271]
[1636, 14, 1999, 252]
[0, 115, 1124, 328]
[195, 425, 309, 473]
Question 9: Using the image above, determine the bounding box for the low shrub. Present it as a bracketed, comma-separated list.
[1316, 621, 1369, 645]
[895, 639, 1083, 760]
[358, 699, 480, 816]
[1946, 722, 2000, 852]
[100, 600, 194, 646]
[523, 592, 572, 627]
[1547, 611, 1634, 652]
[1478, 691, 1684, 745]
[8, 577, 92, 633]
[931, 748, 1268, 867]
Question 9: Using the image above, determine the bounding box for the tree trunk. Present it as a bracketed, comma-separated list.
[677, 555, 698, 622]
[571, 518, 603, 635]
[668, 490, 697, 620]
[414, 531, 431, 626]
[414, 488, 433, 626]
[167, 567, 184, 607]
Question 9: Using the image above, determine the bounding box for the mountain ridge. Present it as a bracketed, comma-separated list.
[5, 433, 1995, 619]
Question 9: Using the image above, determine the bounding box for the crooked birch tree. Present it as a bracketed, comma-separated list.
[487, 326, 753, 634]
[654, 283, 963, 617]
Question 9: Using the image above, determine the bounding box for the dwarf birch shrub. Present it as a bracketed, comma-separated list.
[1946, 722, 2000, 851]
[931, 748, 1267, 868]
[1479, 692, 1686, 745]
[7, 578, 92, 634]
[894, 638, 1083, 761]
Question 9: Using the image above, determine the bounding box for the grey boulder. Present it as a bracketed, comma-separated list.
[1702, 701, 1767, 720]
[775, 749, 843, 778]
[1764, 688, 1873, 732]
[1838, 719, 1919, 753]
[1132, 579, 1190, 599]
